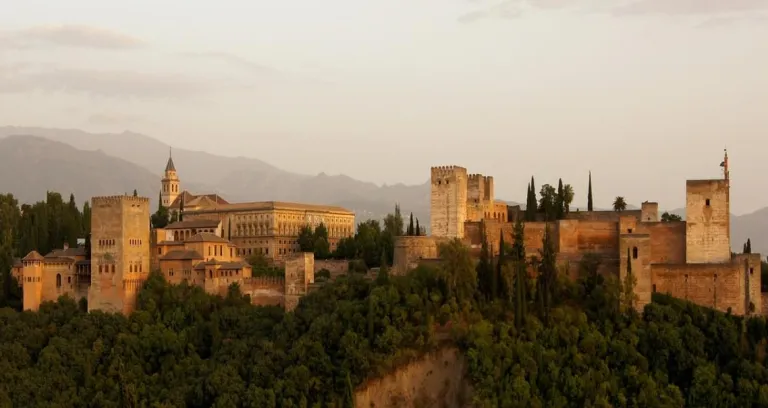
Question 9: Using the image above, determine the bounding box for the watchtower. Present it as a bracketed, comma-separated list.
[88, 195, 151, 314]
[685, 150, 730, 264]
[430, 166, 468, 239]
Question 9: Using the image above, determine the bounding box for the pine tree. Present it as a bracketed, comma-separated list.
[408, 213, 415, 236]
[587, 171, 593, 212]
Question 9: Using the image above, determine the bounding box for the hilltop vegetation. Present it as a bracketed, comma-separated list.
[3, 230, 768, 407]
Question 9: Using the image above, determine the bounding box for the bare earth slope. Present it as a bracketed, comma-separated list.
[354, 348, 473, 408]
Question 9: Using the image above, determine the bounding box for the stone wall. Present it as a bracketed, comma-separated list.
[646, 222, 687, 264]
[284, 252, 314, 311]
[393, 236, 442, 275]
[430, 166, 468, 239]
[686, 180, 730, 263]
[314, 259, 349, 280]
[652, 262, 745, 315]
[620, 234, 652, 312]
[241, 276, 285, 307]
[565, 210, 642, 222]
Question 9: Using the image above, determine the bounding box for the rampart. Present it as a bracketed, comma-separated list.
[393, 236, 443, 275]
[242, 276, 285, 307]
[314, 259, 349, 279]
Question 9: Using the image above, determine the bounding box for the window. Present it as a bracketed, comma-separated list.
[750, 267, 754, 275]
[705, 199, 711, 206]
[56, 274, 61, 288]
[652, 284, 657, 293]
[158, 248, 162, 255]
[628, 229, 633, 233]
[67, 276, 71, 284]
[632, 247, 638, 259]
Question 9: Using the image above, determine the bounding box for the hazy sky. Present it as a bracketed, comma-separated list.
[1, 0, 766, 214]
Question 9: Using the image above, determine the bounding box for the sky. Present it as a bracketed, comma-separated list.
[0, 0, 766, 214]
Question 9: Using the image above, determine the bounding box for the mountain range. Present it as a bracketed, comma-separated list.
[0, 126, 765, 257]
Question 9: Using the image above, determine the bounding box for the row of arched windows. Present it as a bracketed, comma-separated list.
[99, 239, 115, 247]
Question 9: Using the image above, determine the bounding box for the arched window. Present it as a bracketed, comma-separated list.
[632, 247, 638, 259]
[56, 274, 61, 288]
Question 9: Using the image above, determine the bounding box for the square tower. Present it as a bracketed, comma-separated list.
[89, 195, 151, 314]
[685, 180, 730, 263]
[430, 166, 468, 239]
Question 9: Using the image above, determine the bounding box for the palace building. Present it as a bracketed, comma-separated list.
[160, 153, 356, 263]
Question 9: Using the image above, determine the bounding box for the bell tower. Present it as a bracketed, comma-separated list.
[161, 147, 180, 207]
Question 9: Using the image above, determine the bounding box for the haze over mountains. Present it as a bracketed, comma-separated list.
[0, 126, 765, 256]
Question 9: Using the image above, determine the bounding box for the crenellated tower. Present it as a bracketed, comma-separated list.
[685, 149, 731, 264]
[88, 195, 151, 314]
[430, 166, 468, 238]
[161, 147, 180, 207]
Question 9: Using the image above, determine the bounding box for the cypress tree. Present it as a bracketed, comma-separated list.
[377, 249, 390, 285]
[526, 178, 537, 222]
[556, 178, 565, 220]
[477, 220, 492, 301]
[133, 189, 138, 197]
[747, 239, 752, 254]
[587, 171, 593, 212]
[408, 213, 414, 236]
[157, 192, 163, 211]
[178, 194, 184, 222]
[495, 230, 504, 300]
[415, 218, 420, 236]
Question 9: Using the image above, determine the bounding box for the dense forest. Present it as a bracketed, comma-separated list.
[3, 227, 768, 406]
[5, 191, 768, 406]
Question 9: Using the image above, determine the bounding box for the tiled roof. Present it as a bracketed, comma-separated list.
[169, 191, 229, 209]
[186, 232, 229, 243]
[158, 240, 184, 246]
[160, 250, 204, 261]
[12, 257, 22, 267]
[165, 155, 176, 172]
[45, 247, 86, 258]
[165, 219, 221, 230]
[43, 257, 76, 264]
[22, 251, 44, 261]
[186, 200, 353, 214]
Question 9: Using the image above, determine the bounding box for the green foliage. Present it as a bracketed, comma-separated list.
[246, 252, 284, 277]
[613, 196, 627, 212]
[525, 177, 537, 222]
[661, 211, 682, 222]
[587, 171, 593, 212]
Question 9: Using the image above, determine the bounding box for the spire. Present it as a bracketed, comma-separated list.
[165, 147, 176, 172]
[720, 148, 729, 180]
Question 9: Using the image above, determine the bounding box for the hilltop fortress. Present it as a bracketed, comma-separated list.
[395, 152, 763, 315]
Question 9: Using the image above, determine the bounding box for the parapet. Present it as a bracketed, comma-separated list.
[91, 195, 151, 205]
[431, 165, 468, 180]
[243, 276, 285, 291]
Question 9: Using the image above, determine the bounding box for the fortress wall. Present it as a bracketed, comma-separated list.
[393, 236, 442, 275]
[646, 222, 687, 264]
[574, 221, 619, 258]
[41, 261, 80, 304]
[314, 259, 349, 279]
[762, 293, 768, 316]
[524, 222, 558, 258]
[652, 262, 744, 315]
[733, 253, 762, 314]
[242, 276, 285, 307]
[565, 210, 641, 222]
[620, 234, 652, 311]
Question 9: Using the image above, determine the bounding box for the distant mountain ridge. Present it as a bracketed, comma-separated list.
[1, 127, 765, 256]
[0, 127, 432, 223]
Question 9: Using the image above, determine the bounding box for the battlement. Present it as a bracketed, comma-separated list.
[92, 195, 151, 205]
[431, 166, 468, 179]
[243, 276, 285, 291]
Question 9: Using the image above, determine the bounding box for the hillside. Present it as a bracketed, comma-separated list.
[0, 127, 430, 222]
[0, 136, 208, 208]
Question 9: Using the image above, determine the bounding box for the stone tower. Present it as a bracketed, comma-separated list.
[88, 195, 151, 314]
[161, 148, 180, 207]
[21, 251, 44, 311]
[685, 150, 731, 264]
[430, 166, 468, 239]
